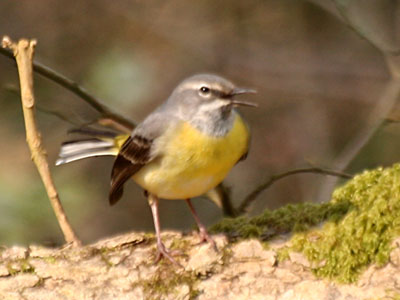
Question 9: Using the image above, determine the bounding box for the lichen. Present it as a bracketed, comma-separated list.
[211, 163, 400, 283]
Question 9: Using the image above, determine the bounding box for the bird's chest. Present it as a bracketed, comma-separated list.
[166, 114, 248, 173]
[134, 114, 249, 199]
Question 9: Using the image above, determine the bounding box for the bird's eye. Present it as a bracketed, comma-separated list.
[199, 86, 210, 95]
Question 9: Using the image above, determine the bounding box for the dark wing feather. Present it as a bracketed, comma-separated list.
[109, 109, 179, 205]
[109, 135, 152, 205]
[237, 151, 248, 163]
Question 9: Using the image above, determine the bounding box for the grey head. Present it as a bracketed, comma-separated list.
[164, 74, 256, 136]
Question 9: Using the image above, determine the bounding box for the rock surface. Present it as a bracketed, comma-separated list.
[0, 232, 400, 300]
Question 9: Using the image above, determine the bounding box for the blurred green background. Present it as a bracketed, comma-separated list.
[1, 0, 400, 246]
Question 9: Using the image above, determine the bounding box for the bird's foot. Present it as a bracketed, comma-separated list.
[154, 242, 183, 268]
[197, 227, 218, 251]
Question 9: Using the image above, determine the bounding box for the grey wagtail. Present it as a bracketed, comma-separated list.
[56, 74, 256, 265]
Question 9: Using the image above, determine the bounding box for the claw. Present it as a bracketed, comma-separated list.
[186, 199, 218, 251]
[198, 227, 218, 251]
[148, 193, 184, 267]
[154, 242, 183, 267]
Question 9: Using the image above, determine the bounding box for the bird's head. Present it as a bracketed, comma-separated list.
[168, 74, 257, 119]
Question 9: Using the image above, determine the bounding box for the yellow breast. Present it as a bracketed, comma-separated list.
[133, 113, 250, 199]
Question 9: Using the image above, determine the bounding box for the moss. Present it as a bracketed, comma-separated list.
[220, 246, 233, 266]
[212, 163, 400, 283]
[276, 247, 290, 262]
[169, 238, 191, 252]
[42, 256, 57, 264]
[143, 233, 156, 244]
[134, 268, 200, 300]
[99, 250, 114, 268]
[211, 201, 351, 241]
[32, 276, 45, 288]
[6, 258, 35, 276]
[290, 164, 400, 283]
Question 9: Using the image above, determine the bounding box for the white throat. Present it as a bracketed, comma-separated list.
[186, 100, 236, 137]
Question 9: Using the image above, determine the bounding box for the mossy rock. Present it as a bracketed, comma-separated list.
[211, 163, 400, 283]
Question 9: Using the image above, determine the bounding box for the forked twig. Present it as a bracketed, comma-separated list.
[2, 36, 81, 247]
[0, 46, 135, 131]
[237, 167, 352, 215]
[0, 42, 354, 218]
[0, 41, 235, 216]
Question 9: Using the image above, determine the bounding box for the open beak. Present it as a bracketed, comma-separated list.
[230, 87, 258, 107]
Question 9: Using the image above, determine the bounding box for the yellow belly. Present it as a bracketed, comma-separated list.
[132, 113, 249, 199]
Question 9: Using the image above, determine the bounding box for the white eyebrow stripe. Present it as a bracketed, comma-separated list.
[175, 81, 226, 93]
[175, 81, 204, 92]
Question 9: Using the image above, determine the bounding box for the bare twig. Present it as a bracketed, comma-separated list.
[0, 39, 240, 216]
[0, 46, 135, 132]
[238, 167, 352, 215]
[2, 36, 81, 247]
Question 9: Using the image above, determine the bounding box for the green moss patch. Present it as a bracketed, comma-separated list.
[6, 258, 35, 276]
[134, 268, 200, 300]
[212, 163, 400, 283]
[211, 201, 350, 241]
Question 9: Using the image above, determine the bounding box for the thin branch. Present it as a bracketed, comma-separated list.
[2, 36, 81, 247]
[237, 167, 352, 215]
[0, 39, 236, 217]
[0, 46, 135, 132]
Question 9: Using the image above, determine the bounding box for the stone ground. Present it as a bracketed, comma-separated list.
[1, 232, 400, 300]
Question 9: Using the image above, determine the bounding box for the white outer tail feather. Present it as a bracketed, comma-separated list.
[59, 140, 114, 157]
[56, 139, 118, 166]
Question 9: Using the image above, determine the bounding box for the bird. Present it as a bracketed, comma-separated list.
[56, 74, 256, 265]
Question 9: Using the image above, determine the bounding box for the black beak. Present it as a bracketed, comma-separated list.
[230, 87, 258, 107]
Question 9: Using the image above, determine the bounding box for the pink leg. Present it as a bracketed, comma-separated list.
[185, 198, 217, 251]
[148, 193, 182, 267]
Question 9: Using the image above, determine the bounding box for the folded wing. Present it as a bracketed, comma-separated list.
[109, 135, 153, 205]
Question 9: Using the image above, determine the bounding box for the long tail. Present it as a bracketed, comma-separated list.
[56, 128, 129, 166]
